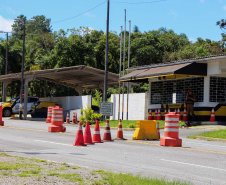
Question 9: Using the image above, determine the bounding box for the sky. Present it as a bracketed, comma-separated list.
[0, 0, 226, 42]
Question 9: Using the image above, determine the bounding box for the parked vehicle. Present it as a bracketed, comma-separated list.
[1, 96, 57, 117]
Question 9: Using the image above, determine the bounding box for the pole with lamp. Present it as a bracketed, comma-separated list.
[14, 18, 35, 120]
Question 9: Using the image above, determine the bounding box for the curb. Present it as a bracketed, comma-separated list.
[196, 136, 226, 143]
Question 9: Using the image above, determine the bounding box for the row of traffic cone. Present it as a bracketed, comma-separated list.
[149, 108, 187, 121]
[66, 112, 77, 124]
[74, 119, 126, 146]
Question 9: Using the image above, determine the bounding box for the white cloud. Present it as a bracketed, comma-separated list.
[0, 15, 14, 32]
[223, 5, 226, 11]
[5, 7, 20, 15]
[83, 12, 96, 18]
[169, 10, 178, 18]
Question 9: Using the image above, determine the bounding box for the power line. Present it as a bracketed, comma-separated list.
[111, 0, 167, 4]
[52, 1, 107, 24]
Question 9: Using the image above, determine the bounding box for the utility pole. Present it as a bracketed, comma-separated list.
[126, 20, 131, 120]
[122, 9, 126, 120]
[5, 32, 8, 75]
[19, 21, 26, 120]
[118, 26, 123, 120]
[104, 0, 110, 102]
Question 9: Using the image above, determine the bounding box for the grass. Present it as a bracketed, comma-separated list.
[93, 172, 190, 185]
[0, 152, 191, 185]
[188, 129, 226, 140]
[99, 120, 185, 128]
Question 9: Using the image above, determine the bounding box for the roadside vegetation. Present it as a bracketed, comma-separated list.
[188, 129, 226, 140]
[99, 120, 185, 128]
[0, 152, 190, 185]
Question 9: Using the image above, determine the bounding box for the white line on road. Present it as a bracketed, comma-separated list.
[161, 159, 226, 172]
[35, 140, 72, 147]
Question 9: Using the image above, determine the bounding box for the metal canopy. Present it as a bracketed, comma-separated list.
[119, 62, 207, 82]
[0, 65, 119, 89]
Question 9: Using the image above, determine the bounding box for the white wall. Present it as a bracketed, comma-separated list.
[40, 95, 92, 112]
[110, 93, 148, 120]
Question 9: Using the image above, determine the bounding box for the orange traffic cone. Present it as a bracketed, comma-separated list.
[75, 113, 78, 123]
[148, 109, 152, 120]
[157, 108, 161, 120]
[73, 122, 86, 146]
[72, 112, 76, 124]
[156, 122, 160, 139]
[0, 104, 4, 126]
[182, 108, 187, 121]
[84, 121, 94, 145]
[210, 108, 216, 121]
[103, 120, 113, 141]
[66, 112, 70, 123]
[115, 119, 126, 140]
[92, 120, 102, 143]
[177, 108, 181, 121]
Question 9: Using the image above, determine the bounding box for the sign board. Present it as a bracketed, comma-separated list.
[100, 102, 113, 116]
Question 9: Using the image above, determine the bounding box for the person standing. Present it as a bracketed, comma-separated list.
[186, 89, 196, 126]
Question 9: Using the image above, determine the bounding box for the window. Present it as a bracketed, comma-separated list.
[151, 77, 204, 104]
[210, 77, 226, 103]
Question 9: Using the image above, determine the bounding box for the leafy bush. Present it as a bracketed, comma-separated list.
[80, 106, 102, 125]
[128, 123, 136, 128]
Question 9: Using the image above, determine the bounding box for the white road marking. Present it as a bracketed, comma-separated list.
[35, 139, 72, 147]
[161, 159, 226, 172]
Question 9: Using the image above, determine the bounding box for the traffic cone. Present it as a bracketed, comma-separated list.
[84, 121, 94, 145]
[177, 108, 181, 121]
[73, 122, 86, 146]
[168, 108, 170, 113]
[103, 120, 113, 141]
[115, 119, 126, 140]
[148, 109, 152, 120]
[75, 113, 78, 123]
[157, 108, 161, 120]
[0, 104, 4, 126]
[154, 109, 157, 120]
[210, 108, 216, 121]
[66, 112, 70, 123]
[156, 122, 160, 139]
[182, 108, 187, 121]
[92, 120, 102, 143]
[72, 112, 76, 124]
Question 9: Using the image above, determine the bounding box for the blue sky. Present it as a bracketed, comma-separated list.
[0, 0, 226, 42]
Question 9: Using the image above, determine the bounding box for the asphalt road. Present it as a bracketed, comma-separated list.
[0, 118, 226, 185]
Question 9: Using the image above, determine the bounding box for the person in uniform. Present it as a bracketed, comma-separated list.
[186, 89, 196, 126]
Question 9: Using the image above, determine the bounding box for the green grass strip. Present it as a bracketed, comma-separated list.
[99, 120, 185, 128]
[189, 129, 226, 140]
[96, 172, 190, 185]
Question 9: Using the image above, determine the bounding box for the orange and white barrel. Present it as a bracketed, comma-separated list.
[48, 107, 66, 132]
[160, 112, 182, 147]
[46, 106, 54, 123]
[0, 104, 4, 126]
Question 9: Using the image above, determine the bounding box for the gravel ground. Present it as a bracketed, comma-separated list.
[0, 153, 104, 185]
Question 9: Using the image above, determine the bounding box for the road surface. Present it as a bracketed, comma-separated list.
[0, 118, 226, 185]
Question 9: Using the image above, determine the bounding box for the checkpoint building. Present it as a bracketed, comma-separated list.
[119, 54, 226, 122]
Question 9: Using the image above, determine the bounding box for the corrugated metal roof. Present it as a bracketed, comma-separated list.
[0, 65, 119, 90]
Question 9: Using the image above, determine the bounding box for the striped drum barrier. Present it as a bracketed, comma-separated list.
[0, 104, 4, 126]
[160, 112, 182, 147]
[46, 106, 54, 123]
[48, 107, 66, 132]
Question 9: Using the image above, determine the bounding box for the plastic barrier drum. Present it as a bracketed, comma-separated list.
[46, 106, 54, 123]
[0, 104, 4, 126]
[48, 107, 66, 132]
[160, 112, 182, 147]
[132, 120, 159, 140]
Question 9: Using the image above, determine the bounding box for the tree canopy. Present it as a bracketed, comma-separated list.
[0, 14, 225, 99]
